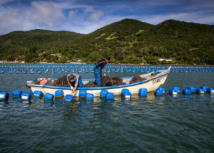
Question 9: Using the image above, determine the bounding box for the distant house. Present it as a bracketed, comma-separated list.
[51, 54, 55, 56]
[137, 57, 144, 60]
[158, 58, 173, 62]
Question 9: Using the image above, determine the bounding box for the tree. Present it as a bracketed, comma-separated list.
[87, 51, 102, 63]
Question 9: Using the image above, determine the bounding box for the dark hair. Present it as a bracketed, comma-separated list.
[106, 57, 110, 61]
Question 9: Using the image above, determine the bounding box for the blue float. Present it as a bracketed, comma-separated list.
[182, 89, 191, 94]
[0, 92, 9, 100]
[206, 88, 214, 93]
[200, 86, 208, 91]
[86, 93, 94, 100]
[44, 93, 54, 100]
[33, 91, 43, 97]
[12, 90, 22, 97]
[21, 92, 31, 100]
[106, 93, 114, 100]
[100, 90, 108, 98]
[64, 94, 74, 101]
[188, 86, 196, 93]
[157, 87, 165, 94]
[55, 90, 64, 98]
[169, 89, 178, 95]
[123, 92, 132, 99]
[155, 89, 163, 96]
[79, 90, 87, 98]
[171, 87, 180, 92]
[139, 88, 147, 97]
[121, 89, 130, 94]
[196, 88, 205, 94]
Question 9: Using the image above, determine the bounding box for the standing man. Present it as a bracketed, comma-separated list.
[94, 57, 110, 87]
[67, 73, 84, 95]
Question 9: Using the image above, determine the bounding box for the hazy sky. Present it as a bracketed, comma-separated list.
[0, 0, 214, 35]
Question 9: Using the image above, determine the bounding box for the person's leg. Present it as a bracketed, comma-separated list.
[78, 76, 84, 87]
[94, 67, 102, 87]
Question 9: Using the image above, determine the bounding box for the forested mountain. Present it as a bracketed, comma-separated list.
[0, 19, 214, 65]
[0, 30, 84, 61]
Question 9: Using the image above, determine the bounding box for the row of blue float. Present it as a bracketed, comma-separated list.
[0, 65, 168, 74]
[1, 64, 214, 74]
[155, 86, 214, 96]
[0, 85, 214, 101]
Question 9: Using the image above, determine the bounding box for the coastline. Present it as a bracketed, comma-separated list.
[0, 62, 212, 66]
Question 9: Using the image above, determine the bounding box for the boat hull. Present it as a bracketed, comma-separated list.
[30, 69, 169, 97]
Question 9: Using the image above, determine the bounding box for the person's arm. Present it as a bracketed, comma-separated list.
[101, 69, 106, 76]
[67, 74, 72, 88]
[72, 73, 79, 93]
[67, 81, 72, 87]
[72, 85, 78, 93]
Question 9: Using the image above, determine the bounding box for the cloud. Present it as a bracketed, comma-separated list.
[30, 1, 65, 27]
[137, 11, 214, 25]
[84, 6, 104, 22]
[88, 10, 104, 22]
[0, 0, 14, 5]
[68, 9, 75, 19]
[0, 7, 25, 34]
[0, 1, 67, 35]
[85, 6, 95, 13]
[47, 0, 88, 9]
[64, 10, 214, 34]
[0, 0, 214, 35]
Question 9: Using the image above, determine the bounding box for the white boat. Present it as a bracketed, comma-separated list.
[28, 66, 171, 97]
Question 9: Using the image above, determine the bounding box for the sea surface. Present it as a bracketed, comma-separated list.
[0, 65, 214, 153]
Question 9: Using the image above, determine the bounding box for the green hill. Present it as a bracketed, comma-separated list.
[63, 19, 214, 64]
[0, 29, 84, 60]
[1, 19, 214, 65]
[63, 19, 155, 63]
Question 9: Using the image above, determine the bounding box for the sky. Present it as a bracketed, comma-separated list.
[0, 0, 214, 35]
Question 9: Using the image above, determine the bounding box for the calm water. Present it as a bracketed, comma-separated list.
[0, 66, 214, 153]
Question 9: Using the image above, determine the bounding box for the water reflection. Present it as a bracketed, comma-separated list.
[33, 97, 42, 103]
[54, 98, 63, 107]
[12, 97, 21, 103]
[0, 101, 8, 110]
[44, 100, 53, 107]
[146, 92, 156, 101]
[21, 100, 31, 107]
[101, 98, 114, 104]
[79, 98, 94, 105]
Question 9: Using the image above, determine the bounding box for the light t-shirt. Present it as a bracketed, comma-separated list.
[67, 73, 79, 86]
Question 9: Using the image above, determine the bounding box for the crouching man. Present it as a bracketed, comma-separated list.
[67, 73, 84, 95]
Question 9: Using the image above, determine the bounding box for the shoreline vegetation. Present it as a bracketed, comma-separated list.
[0, 19, 214, 65]
[0, 61, 212, 67]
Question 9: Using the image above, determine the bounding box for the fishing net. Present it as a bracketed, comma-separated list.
[101, 76, 112, 87]
[129, 75, 147, 84]
[52, 75, 69, 87]
[111, 76, 126, 86]
[84, 82, 98, 87]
